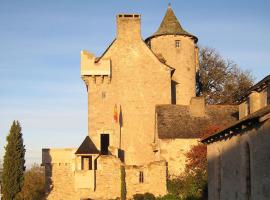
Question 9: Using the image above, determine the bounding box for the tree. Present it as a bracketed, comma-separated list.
[185, 125, 221, 175]
[181, 125, 222, 200]
[16, 164, 45, 200]
[197, 47, 254, 104]
[2, 121, 25, 200]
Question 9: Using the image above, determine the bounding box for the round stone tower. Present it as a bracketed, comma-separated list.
[146, 6, 198, 105]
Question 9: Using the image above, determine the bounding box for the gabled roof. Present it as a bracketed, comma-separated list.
[75, 136, 99, 155]
[146, 6, 198, 43]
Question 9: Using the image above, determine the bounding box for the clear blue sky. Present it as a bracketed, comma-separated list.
[0, 0, 269, 167]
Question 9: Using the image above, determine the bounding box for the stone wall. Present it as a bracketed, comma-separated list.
[83, 14, 172, 166]
[43, 149, 168, 199]
[149, 35, 198, 105]
[125, 160, 167, 198]
[43, 149, 122, 200]
[207, 119, 270, 200]
[159, 138, 198, 176]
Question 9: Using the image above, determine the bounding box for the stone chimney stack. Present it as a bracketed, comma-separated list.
[249, 91, 263, 113]
[116, 14, 141, 41]
[190, 97, 205, 117]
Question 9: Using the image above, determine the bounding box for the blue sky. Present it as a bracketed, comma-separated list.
[0, 0, 269, 167]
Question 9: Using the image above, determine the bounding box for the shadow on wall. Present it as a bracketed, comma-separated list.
[171, 80, 177, 105]
[207, 120, 270, 200]
[43, 152, 53, 198]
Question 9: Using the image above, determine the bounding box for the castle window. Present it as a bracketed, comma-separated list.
[81, 156, 93, 170]
[139, 171, 144, 183]
[101, 134, 110, 155]
[175, 40, 181, 48]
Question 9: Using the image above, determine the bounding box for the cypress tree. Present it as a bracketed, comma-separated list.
[2, 121, 25, 200]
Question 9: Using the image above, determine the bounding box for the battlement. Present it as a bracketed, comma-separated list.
[117, 14, 140, 19]
[80, 50, 111, 77]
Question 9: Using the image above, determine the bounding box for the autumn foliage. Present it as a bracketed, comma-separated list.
[166, 125, 222, 199]
[185, 125, 222, 174]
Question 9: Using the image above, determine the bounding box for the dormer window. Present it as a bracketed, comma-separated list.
[175, 40, 181, 48]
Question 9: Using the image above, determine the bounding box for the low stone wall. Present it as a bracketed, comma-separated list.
[159, 138, 198, 176]
[43, 149, 122, 200]
[43, 149, 168, 199]
[125, 160, 167, 198]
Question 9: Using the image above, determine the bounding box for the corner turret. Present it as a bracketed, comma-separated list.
[146, 6, 199, 105]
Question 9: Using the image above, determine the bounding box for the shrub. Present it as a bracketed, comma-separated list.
[133, 193, 155, 200]
[156, 193, 180, 200]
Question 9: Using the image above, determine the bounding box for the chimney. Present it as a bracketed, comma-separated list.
[190, 97, 205, 117]
[249, 91, 263, 113]
[116, 14, 141, 40]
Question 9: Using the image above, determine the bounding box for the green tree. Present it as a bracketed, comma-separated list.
[197, 47, 254, 104]
[16, 164, 45, 200]
[2, 121, 25, 200]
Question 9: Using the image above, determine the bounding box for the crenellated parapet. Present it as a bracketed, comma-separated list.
[81, 50, 111, 87]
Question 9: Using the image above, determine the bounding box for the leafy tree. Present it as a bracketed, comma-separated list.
[197, 47, 254, 104]
[16, 164, 45, 200]
[2, 121, 25, 200]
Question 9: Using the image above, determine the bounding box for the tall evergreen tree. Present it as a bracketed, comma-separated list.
[2, 121, 25, 200]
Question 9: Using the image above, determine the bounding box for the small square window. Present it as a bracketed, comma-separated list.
[139, 171, 144, 183]
[175, 40, 181, 48]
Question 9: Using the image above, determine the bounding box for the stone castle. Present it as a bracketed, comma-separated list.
[42, 6, 238, 199]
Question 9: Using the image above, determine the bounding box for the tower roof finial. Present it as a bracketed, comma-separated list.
[168, 3, 171, 8]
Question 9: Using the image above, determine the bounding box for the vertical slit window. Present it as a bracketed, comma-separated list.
[139, 171, 144, 183]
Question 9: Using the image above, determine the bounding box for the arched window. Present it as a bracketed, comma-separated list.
[245, 143, 251, 200]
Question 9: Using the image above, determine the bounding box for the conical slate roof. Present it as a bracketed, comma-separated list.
[146, 6, 198, 42]
[75, 136, 99, 155]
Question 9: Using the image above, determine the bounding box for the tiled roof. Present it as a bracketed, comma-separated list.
[156, 104, 238, 139]
[146, 6, 197, 42]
